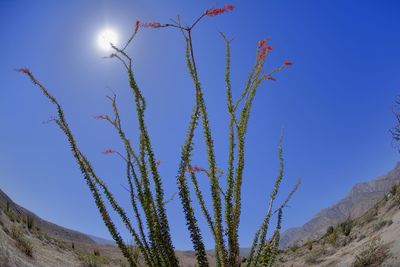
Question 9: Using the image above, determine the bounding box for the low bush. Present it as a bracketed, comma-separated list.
[325, 229, 338, 246]
[305, 254, 316, 264]
[325, 226, 334, 237]
[93, 249, 100, 256]
[390, 184, 398, 196]
[305, 247, 325, 264]
[79, 252, 109, 267]
[289, 245, 299, 253]
[306, 240, 313, 251]
[11, 225, 33, 257]
[352, 237, 388, 267]
[339, 218, 353, 236]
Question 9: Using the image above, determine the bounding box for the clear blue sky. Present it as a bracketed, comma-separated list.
[1, 0, 399, 250]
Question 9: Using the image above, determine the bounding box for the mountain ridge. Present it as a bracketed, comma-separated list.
[280, 162, 400, 248]
[0, 188, 99, 245]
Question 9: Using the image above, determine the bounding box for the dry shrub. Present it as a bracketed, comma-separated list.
[352, 237, 388, 267]
[11, 225, 33, 257]
[79, 251, 110, 267]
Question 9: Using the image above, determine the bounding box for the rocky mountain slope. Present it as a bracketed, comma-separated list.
[275, 182, 400, 266]
[0, 189, 130, 266]
[1, 162, 400, 266]
[280, 162, 400, 248]
[0, 189, 96, 245]
[0, 188, 216, 266]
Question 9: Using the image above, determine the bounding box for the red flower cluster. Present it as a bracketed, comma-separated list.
[16, 67, 30, 74]
[257, 39, 272, 61]
[143, 22, 162, 28]
[134, 20, 141, 33]
[283, 60, 294, 66]
[258, 38, 269, 48]
[187, 165, 206, 174]
[102, 149, 116, 155]
[205, 4, 235, 17]
[94, 115, 107, 120]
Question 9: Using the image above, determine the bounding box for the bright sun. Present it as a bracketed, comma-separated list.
[97, 28, 118, 51]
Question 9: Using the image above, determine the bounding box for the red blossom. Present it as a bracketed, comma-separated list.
[134, 20, 141, 33]
[16, 67, 30, 74]
[143, 22, 162, 28]
[187, 165, 207, 174]
[257, 54, 264, 60]
[258, 38, 269, 48]
[102, 149, 116, 155]
[205, 4, 235, 17]
[283, 60, 294, 66]
[257, 47, 267, 60]
[94, 115, 107, 120]
[257, 39, 272, 61]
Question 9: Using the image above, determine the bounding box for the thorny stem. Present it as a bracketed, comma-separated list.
[186, 27, 228, 266]
[20, 71, 138, 267]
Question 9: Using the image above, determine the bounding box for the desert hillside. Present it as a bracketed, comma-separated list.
[0, 189, 96, 245]
[274, 182, 400, 266]
[0, 189, 216, 267]
[280, 163, 400, 249]
[1, 164, 400, 266]
[0, 190, 132, 266]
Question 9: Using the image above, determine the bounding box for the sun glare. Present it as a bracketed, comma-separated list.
[97, 28, 118, 51]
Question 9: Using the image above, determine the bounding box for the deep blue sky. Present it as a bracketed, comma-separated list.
[1, 0, 399, 250]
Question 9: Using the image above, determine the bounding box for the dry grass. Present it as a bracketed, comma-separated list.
[11, 225, 33, 257]
[352, 237, 388, 267]
[304, 246, 326, 264]
[78, 252, 110, 267]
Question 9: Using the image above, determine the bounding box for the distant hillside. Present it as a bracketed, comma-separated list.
[280, 162, 400, 248]
[88, 234, 115, 246]
[275, 181, 400, 266]
[0, 189, 95, 245]
[0, 188, 217, 266]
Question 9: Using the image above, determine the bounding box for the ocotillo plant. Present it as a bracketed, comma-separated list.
[18, 4, 300, 267]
